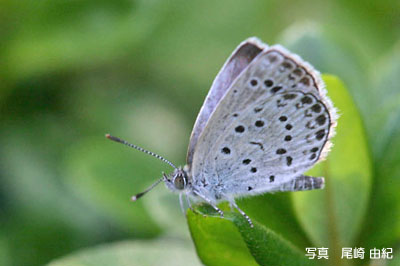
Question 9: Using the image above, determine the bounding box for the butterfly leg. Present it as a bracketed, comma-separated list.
[179, 192, 196, 215]
[179, 192, 202, 216]
[185, 192, 207, 217]
[179, 192, 198, 213]
[229, 200, 253, 227]
[193, 190, 224, 218]
[185, 193, 193, 211]
[179, 193, 186, 214]
[185, 192, 197, 213]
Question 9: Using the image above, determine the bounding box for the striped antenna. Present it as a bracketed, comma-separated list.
[130, 177, 164, 201]
[105, 134, 178, 170]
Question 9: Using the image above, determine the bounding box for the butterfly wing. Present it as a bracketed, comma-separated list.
[187, 38, 267, 165]
[190, 44, 337, 199]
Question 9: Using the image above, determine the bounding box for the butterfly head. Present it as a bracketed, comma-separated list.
[164, 167, 190, 192]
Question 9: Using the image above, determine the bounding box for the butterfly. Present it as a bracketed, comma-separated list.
[107, 37, 337, 227]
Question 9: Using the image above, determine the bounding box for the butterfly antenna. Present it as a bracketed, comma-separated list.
[105, 134, 178, 170]
[130, 176, 164, 201]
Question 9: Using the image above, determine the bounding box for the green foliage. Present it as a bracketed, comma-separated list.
[48, 239, 201, 266]
[187, 206, 258, 266]
[0, 0, 399, 265]
[187, 207, 314, 266]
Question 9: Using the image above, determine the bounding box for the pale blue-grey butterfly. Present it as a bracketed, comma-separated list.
[106, 37, 338, 227]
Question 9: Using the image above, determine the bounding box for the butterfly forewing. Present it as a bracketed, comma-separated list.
[190, 44, 336, 198]
[187, 38, 267, 166]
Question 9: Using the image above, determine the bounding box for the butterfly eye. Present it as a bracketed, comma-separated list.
[173, 174, 186, 190]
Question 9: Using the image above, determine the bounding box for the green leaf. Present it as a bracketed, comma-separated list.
[366, 42, 400, 157]
[292, 75, 372, 263]
[47, 239, 202, 266]
[231, 214, 315, 266]
[187, 206, 315, 266]
[358, 44, 400, 249]
[359, 134, 400, 250]
[237, 194, 312, 249]
[187, 206, 258, 266]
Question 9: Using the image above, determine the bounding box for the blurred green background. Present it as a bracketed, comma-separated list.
[0, 0, 399, 265]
